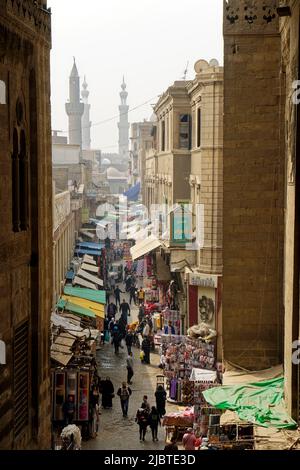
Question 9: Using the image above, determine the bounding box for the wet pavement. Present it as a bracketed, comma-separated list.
[82, 270, 178, 450]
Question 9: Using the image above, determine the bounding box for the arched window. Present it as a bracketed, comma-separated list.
[12, 128, 20, 232]
[0, 80, 6, 104]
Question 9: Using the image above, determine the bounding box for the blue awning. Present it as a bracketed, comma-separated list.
[76, 242, 105, 250]
[123, 182, 141, 201]
[75, 248, 102, 256]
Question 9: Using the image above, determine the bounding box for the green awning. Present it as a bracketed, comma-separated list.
[63, 286, 106, 305]
[203, 377, 297, 430]
[56, 299, 96, 319]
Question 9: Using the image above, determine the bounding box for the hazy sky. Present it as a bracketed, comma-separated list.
[48, 0, 223, 151]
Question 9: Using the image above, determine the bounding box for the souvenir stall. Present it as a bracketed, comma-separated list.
[160, 335, 216, 403]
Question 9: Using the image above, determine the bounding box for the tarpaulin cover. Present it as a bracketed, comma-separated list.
[62, 296, 105, 319]
[64, 286, 106, 304]
[56, 299, 96, 319]
[203, 377, 297, 429]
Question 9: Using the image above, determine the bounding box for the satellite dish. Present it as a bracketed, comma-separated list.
[209, 59, 219, 67]
[194, 59, 209, 74]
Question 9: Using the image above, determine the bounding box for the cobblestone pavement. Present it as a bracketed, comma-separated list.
[83, 272, 178, 451]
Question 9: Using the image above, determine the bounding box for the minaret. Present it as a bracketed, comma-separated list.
[118, 76, 130, 164]
[81, 76, 91, 150]
[65, 58, 84, 147]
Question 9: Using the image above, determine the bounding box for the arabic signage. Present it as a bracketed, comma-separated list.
[189, 273, 219, 288]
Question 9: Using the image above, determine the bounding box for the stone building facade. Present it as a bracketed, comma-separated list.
[186, 60, 223, 356]
[223, 0, 284, 371]
[129, 121, 154, 195]
[0, 0, 52, 449]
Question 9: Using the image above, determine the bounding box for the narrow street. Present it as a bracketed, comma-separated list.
[83, 273, 177, 451]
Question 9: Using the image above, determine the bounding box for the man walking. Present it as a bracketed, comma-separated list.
[125, 330, 134, 354]
[126, 352, 134, 384]
[107, 301, 117, 320]
[117, 382, 132, 417]
[120, 298, 131, 324]
[129, 285, 137, 306]
[114, 285, 124, 308]
[141, 336, 151, 364]
[138, 287, 145, 305]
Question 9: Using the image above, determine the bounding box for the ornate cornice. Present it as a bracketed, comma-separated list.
[5, 0, 51, 42]
[224, 0, 279, 35]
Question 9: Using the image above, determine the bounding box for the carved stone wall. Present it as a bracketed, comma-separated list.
[223, 0, 284, 370]
[0, 0, 52, 449]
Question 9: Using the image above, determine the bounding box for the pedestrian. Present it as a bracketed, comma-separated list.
[182, 428, 197, 451]
[107, 301, 117, 320]
[142, 319, 150, 338]
[106, 289, 110, 305]
[138, 304, 145, 323]
[148, 406, 161, 442]
[102, 317, 109, 344]
[135, 403, 149, 442]
[155, 385, 167, 418]
[62, 395, 75, 426]
[125, 330, 134, 354]
[141, 337, 151, 364]
[117, 382, 132, 417]
[120, 299, 131, 324]
[101, 377, 114, 409]
[112, 323, 121, 354]
[126, 351, 134, 384]
[164, 436, 178, 451]
[137, 287, 145, 305]
[141, 395, 151, 412]
[129, 284, 137, 305]
[108, 317, 115, 336]
[114, 286, 124, 308]
[125, 275, 132, 292]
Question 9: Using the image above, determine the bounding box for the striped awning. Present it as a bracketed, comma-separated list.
[61, 295, 105, 319]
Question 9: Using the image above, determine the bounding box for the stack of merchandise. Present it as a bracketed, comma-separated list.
[160, 335, 217, 404]
[162, 407, 194, 427]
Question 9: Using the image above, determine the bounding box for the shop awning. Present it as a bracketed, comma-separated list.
[123, 182, 141, 201]
[56, 299, 96, 319]
[81, 263, 99, 273]
[189, 368, 217, 382]
[77, 268, 103, 287]
[75, 248, 102, 257]
[73, 276, 97, 290]
[130, 235, 162, 261]
[64, 286, 106, 304]
[80, 229, 95, 239]
[62, 295, 105, 318]
[83, 255, 97, 265]
[76, 241, 104, 250]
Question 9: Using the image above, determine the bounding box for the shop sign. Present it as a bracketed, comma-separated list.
[0, 340, 5, 364]
[189, 273, 218, 288]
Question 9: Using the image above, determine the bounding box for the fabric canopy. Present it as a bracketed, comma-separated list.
[64, 286, 106, 304]
[56, 299, 96, 319]
[203, 377, 297, 429]
[76, 241, 104, 250]
[130, 235, 162, 261]
[81, 263, 99, 273]
[75, 248, 102, 257]
[77, 268, 103, 287]
[73, 276, 97, 290]
[62, 295, 105, 319]
[123, 182, 141, 201]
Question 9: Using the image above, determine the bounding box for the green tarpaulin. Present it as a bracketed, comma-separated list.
[203, 377, 297, 429]
[63, 286, 106, 305]
[56, 299, 96, 319]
